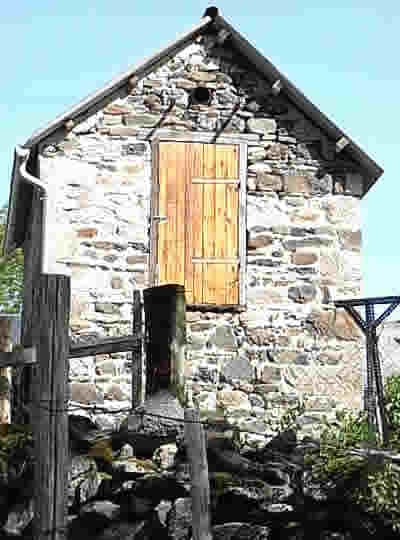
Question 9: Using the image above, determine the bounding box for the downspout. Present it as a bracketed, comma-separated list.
[16, 145, 61, 275]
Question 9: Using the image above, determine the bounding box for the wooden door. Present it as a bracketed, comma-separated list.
[152, 141, 241, 305]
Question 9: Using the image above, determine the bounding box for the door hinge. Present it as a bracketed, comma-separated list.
[153, 216, 168, 223]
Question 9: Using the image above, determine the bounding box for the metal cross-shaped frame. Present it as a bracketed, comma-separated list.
[334, 296, 400, 444]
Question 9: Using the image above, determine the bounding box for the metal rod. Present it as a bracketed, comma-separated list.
[365, 303, 377, 429]
[373, 339, 389, 444]
[335, 295, 400, 307]
[373, 301, 400, 329]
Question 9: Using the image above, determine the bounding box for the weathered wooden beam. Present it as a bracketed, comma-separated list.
[172, 285, 186, 389]
[69, 334, 140, 358]
[186, 304, 246, 313]
[132, 290, 144, 409]
[64, 119, 75, 132]
[0, 348, 36, 368]
[216, 28, 231, 44]
[184, 407, 212, 540]
[271, 79, 282, 95]
[128, 75, 138, 91]
[33, 275, 70, 540]
[19, 187, 43, 425]
[336, 136, 349, 153]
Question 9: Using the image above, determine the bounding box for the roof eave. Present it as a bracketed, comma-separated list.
[213, 14, 383, 190]
[23, 14, 213, 149]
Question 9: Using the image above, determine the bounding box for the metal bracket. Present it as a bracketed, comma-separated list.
[153, 216, 168, 223]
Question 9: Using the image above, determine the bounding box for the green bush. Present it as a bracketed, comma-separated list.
[0, 221, 24, 314]
[385, 375, 400, 430]
[0, 424, 33, 479]
[305, 407, 400, 531]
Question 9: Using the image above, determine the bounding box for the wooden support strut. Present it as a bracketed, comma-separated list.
[184, 407, 212, 540]
[336, 136, 349, 153]
[271, 79, 282, 95]
[131, 290, 144, 409]
[33, 275, 70, 540]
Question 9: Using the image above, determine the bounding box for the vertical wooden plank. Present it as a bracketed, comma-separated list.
[20, 183, 42, 426]
[132, 289, 144, 408]
[185, 144, 202, 304]
[215, 145, 229, 304]
[191, 145, 204, 304]
[157, 143, 169, 285]
[33, 275, 70, 540]
[238, 142, 248, 306]
[165, 142, 178, 284]
[215, 145, 239, 305]
[149, 141, 159, 285]
[175, 142, 186, 287]
[170, 285, 186, 389]
[225, 145, 240, 305]
[184, 407, 212, 540]
[202, 144, 216, 304]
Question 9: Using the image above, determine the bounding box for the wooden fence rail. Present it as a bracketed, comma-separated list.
[69, 334, 140, 358]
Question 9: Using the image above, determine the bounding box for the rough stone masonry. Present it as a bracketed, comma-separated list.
[38, 35, 364, 441]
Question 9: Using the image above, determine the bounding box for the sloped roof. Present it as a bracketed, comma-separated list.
[5, 6, 383, 254]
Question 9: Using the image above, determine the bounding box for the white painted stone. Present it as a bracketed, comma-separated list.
[247, 198, 290, 230]
[40, 156, 98, 189]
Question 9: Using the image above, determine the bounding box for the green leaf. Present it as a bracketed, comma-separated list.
[0, 221, 23, 314]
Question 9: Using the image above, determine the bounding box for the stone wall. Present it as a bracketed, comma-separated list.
[38, 35, 364, 435]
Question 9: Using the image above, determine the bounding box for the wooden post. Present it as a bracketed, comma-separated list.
[171, 285, 186, 389]
[0, 318, 13, 423]
[32, 275, 70, 540]
[132, 289, 143, 408]
[184, 407, 212, 540]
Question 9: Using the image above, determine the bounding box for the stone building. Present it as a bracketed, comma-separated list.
[4, 8, 383, 435]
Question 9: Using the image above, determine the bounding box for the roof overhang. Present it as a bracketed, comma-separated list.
[212, 12, 383, 193]
[23, 14, 214, 149]
[4, 6, 384, 256]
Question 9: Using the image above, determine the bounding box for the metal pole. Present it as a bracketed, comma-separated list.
[373, 336, 388, 444]
[365, 304, 376, 430]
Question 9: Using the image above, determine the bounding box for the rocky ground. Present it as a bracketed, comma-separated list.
[0, 391, 399, 540]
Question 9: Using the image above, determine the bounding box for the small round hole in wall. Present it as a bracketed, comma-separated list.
[191, 86, 212, 105]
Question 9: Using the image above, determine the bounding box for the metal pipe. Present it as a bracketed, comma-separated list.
[16, 146, 57, 275]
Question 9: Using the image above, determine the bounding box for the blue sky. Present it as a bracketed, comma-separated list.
[1, 0, 399, 300]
